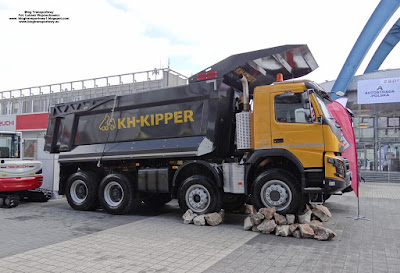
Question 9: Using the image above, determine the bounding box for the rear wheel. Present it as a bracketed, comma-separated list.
[98, 173, 139, 215]
[251, 169, 305, 214]
[178, 175, 222, 214]
[66, 171, 99, 211]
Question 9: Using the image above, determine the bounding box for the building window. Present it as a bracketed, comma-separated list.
[23, 139, 37, 160]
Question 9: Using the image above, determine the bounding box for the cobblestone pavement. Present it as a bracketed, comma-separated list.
[0, 182, 399, 273]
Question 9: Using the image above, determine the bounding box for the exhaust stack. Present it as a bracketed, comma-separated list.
[236, 76, 252, 150]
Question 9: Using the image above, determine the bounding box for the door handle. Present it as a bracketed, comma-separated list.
[273, 138, 284, 143]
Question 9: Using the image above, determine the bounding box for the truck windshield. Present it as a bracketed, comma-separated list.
[314, 93, 333, 120]
[0, 133, 20, 158]
[313, 92, 344, 142]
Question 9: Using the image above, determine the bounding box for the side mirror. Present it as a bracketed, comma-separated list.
[301, 90, 311, 109]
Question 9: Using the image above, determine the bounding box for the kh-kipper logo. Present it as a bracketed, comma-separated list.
[99, 114, 116, 131]
[99, 110, 195, 131]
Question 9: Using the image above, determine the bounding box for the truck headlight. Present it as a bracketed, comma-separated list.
[327, 157, 345, 178]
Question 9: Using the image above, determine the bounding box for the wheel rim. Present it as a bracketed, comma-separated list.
[185, 184, 211, 214]
[70, 180, 88, 204]
[104, 181, 124, 208]
[260, 180, 292, 211]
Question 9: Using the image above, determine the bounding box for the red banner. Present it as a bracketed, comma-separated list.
[327, 101, 359, 197]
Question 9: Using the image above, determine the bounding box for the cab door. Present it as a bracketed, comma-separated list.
[270, 90, 324, 168]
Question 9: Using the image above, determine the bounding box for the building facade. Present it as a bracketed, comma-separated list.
[321, 69, 400, 178]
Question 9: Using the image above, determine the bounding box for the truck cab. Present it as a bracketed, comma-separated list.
[249, 80, 351, 211]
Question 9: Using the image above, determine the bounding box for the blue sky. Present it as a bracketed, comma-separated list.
[0, 0, 399, 91]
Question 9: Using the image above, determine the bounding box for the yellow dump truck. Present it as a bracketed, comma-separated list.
[45, 45, 351, 215]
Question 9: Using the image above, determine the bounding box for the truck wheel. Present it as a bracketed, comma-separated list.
[251, 169, 305, 215]
[222, 193, 247, 212]
[143, 194, 172, 210]
[178, 175, 222, 214]
[66, 171, 99, 211]
[98, 173, 139, 215]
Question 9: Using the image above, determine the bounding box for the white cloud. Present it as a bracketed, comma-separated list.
[0, 0, 399, 91]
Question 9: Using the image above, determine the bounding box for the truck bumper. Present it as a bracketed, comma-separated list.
[325, 170, 352, 194]
[0, 175, 43, 192]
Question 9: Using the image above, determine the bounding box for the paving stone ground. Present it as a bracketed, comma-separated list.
[0, 182, 399, 273]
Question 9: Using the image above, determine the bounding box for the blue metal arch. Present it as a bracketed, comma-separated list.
[364, 17, 400, 73]
[331, 0, 400, 100]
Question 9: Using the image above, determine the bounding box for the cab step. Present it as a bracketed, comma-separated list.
[303, 187, 323, 193]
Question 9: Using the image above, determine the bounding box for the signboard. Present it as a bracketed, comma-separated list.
[0, 115, 16, 131]
[16, 113, 49, 130]
[357, 77, 400, 104]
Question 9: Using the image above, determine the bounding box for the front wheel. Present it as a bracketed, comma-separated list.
[98, 173, 139, 215]
[178, 175, 222, 214]
[251, 169, 305, 214]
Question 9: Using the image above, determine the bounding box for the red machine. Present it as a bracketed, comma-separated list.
[0, 131, 50, 208]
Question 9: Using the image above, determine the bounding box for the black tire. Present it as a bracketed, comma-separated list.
[66, 171, 99, 211]
[251, 169, 305, 215]
[178, 175, 222, 214]
[222, 193, 247, 212]
[143, 194, 172, 210]
[98, 173, 139, 215]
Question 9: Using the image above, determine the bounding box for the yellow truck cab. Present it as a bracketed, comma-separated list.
[249, 79, 351, 212]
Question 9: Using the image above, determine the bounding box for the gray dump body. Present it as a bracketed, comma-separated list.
[45, 44, 318, 163]
[45, 79, 237, 163]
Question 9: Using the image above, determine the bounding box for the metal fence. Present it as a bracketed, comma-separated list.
[0, 68, 188, 115]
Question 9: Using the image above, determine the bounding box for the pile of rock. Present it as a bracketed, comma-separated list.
[182, 209, 225, 226]
[243, 205, 336, 241]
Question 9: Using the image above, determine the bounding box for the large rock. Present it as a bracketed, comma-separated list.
[244, 216, 253, 231]
[299, 224, 314, 239]
[193, 215, 206, 226]
[292, 230, 302, 238]
[183, 209, 197, 224]
[251, 212, 265, 225]
[312, 205, 332, 222]
[274, 213, 287, 225]
[314, 226, 336, 241]
[286, 214, 295, 225]
[298, 209, 312, 224]
[289, 223, 298, 233]
[205, 212, 222, 226]
[257, 219, 277, 234]
[309, 220, 323, 231]
[259, 207, 276, 220]
[275, 225, 290, 237]
[252, 225, 260, 232]
[245, 204, 257, 215]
